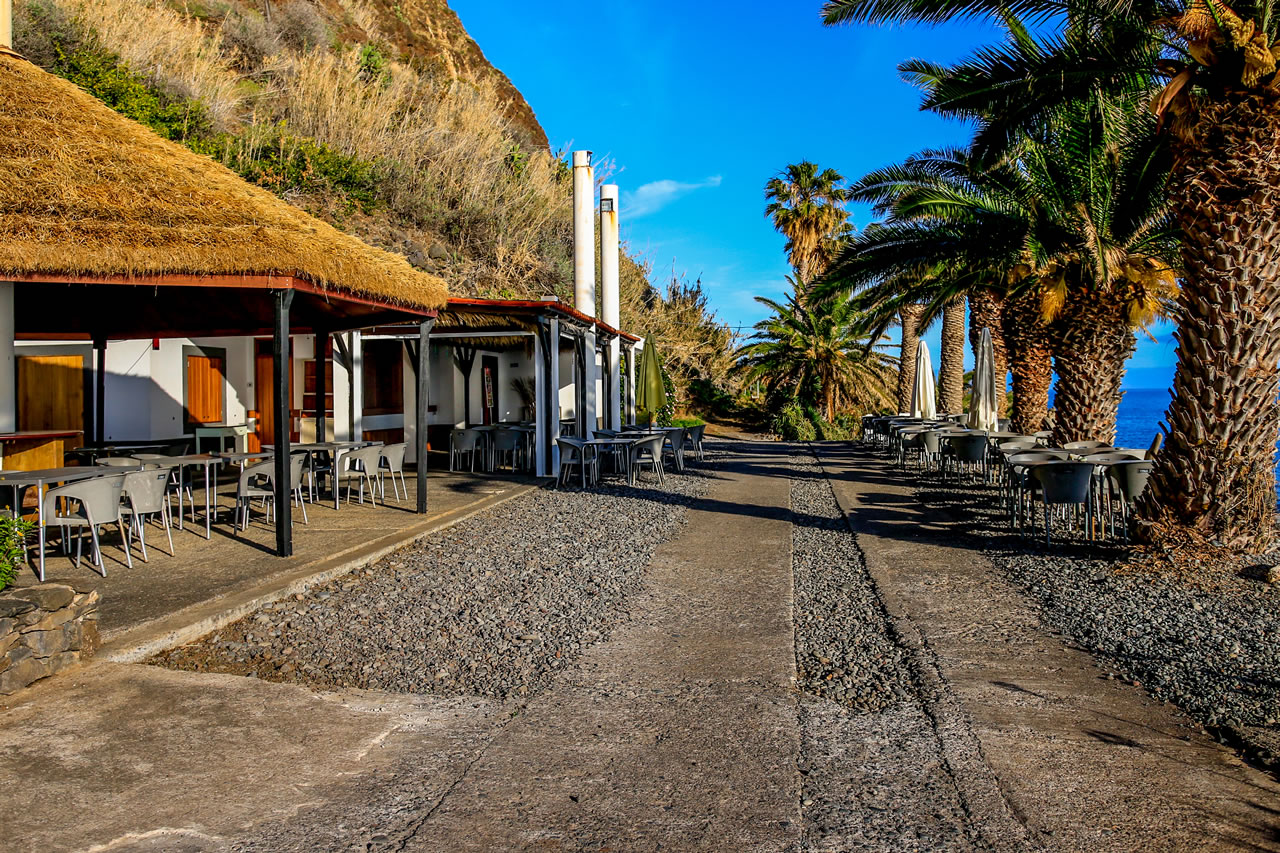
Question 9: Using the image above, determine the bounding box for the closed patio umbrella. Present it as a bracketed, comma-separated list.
[967, 327, 999, 432]
[910, 340, 937, 420]
[636, 342, 668, 426]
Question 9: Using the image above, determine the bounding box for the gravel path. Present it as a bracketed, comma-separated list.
[790, 450, 978, 851]
[914, 469, 1280, 772]
[152, 453, 719, 702]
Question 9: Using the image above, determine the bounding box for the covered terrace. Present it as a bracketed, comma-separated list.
[0, 47, 448, 561]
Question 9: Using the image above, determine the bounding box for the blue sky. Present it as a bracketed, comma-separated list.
[451, 1, 1176, 389]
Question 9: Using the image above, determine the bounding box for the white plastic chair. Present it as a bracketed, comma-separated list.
[42, 473, 132, 575]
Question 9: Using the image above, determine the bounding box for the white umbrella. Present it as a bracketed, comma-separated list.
[910, 340, 937, 420]
[967, 327, 1000, 432]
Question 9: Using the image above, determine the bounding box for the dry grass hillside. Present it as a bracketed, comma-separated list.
[11, 0, 734, 409]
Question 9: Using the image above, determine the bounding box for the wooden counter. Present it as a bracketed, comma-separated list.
[0, 430, 83, 471]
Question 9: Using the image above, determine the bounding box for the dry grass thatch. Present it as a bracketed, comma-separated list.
[0, 52, 448, 311]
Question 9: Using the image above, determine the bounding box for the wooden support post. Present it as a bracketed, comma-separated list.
[93, 338, 106, 444]
[273, 289, 294, 557]
[315, 330, 329, 443]
[415, 317, 434, 514]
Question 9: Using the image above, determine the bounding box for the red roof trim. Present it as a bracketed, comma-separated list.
[6, 271, 437, 317]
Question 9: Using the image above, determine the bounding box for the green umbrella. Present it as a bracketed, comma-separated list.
[636, 342, 668, 426]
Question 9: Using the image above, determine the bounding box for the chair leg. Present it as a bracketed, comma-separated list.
[137, 515, 148, 563]
[163, 509, 174, 556]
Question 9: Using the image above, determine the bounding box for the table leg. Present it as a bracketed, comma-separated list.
[36, 481, 45, 582]
[204, 464, 212, 539]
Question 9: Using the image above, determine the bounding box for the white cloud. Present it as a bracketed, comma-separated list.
[623, 175, 722, 218]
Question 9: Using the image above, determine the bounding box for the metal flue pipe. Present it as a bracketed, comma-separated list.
[599, 184, 621, 429]
[572, 150, 596, 317]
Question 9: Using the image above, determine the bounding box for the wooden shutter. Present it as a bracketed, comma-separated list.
[17, 355, 84, 432]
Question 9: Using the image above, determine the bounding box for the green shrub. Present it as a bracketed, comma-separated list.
[670, 416, 705, 428]
[814, 418, 851, 441]
[0, 516, 34, 592]
[192, 126, 382, 213]
[773, 404, 816, 442]
[52, 45, 215, 142]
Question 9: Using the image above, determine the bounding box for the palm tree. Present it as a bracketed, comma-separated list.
[822, 0, 1280, 550]
[939, 297, 966, 414]
[822, 116, 1178, 444]
[737, 280, 896, 422]
[764, 161, 853, 284]
[897, 303, 924, 413]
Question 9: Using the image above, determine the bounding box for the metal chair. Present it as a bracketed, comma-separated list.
[946, 433, 990, 483]
[1005, 451, 1070, 529]
[556, 438, 596, 488]
[120, 467, 174, 561]
[491, 430, 524, 474]
[1031, 462, 1097, 545]
[663, 428, 688, 472]
[450, 428, 482, 472]
[1105, 460, 1155, 542]
[42, 473, 132, 575]
[231, 460, 274, 531]
[335, 445, 383, 507]
[685, 424, 707, 461]
[377, 442, 410, 500]
[627, 434, 666, 485]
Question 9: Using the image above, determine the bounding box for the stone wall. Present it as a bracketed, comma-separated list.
[0, 581, 101, 694]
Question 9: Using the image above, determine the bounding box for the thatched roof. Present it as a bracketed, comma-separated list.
[0, 51, 447, 311]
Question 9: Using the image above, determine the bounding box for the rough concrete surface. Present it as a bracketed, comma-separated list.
[814, 443, 1280, 851]
[2, 440, 1279, 851]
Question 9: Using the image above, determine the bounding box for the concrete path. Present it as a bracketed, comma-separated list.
[4, 439, 1280, 851]
[813, 443, 1280, 851]
[0, 441, 800, 852]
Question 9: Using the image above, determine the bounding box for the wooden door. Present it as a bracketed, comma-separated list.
[481, 355, 499, 426]
[255, 342, 296, 445]
[17, 355, 84, 432]
[185, 354, 225, 426]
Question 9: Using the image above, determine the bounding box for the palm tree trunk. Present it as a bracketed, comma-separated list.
[938, 298, 965, 414]
[1048, 285, 1135, 446]
[897, 304, 923, 413]
[1138, 92, 1280, 551]
[968, 290, 1009, 416]
[1001, 287, 1052, 435]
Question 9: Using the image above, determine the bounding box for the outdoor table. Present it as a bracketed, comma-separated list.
[134, 453, 223, 539]
[585, 436, 638, 483]
[0, 465, 139, 581]
[194, 423, 252, 455]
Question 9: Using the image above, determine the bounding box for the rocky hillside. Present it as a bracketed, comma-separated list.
[348, 0, 548, 150]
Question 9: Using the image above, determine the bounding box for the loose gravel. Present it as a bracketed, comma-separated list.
[790, 450, 977, 851]
[791, 453, 911, 711]
[912, 464, 1280, 772]
[151, 452, 719, 702]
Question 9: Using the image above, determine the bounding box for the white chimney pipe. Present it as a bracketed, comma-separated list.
[599, 184, 621, 429]
[1, 0, 13, 51]
[572, 150, 595, 317]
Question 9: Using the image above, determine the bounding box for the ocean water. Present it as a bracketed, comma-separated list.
[1115, 387, 1170, 451]
[1113, 387, 1280, 484]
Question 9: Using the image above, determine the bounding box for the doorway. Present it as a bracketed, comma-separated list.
[184, 346, 226, 430]
[254, 340, 296, 446]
